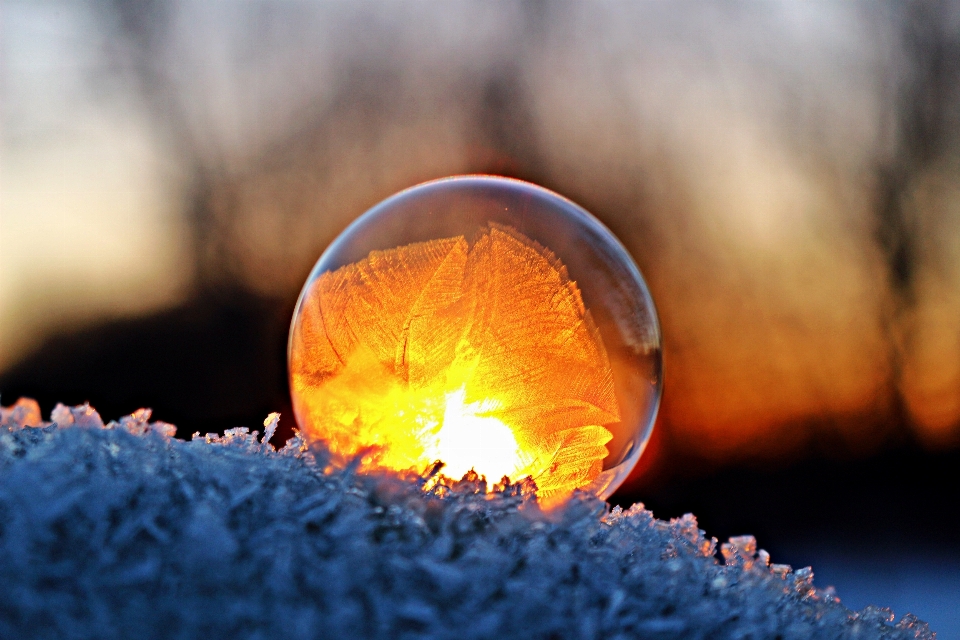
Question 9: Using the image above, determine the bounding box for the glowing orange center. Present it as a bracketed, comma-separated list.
[290, 224, 620, 499]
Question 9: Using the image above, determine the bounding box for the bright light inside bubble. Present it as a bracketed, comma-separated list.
[289, 176, 662, 502]
[430, 388, 528, 483]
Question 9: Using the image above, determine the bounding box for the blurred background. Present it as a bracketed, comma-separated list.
[2, 0, 959, 633]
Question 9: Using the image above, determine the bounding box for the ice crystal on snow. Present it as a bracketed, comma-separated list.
[0, 399, 935, 639]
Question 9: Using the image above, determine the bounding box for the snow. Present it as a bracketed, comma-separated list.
[0, 400, 936, 639]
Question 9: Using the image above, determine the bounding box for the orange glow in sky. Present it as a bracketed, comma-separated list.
[290, 225, 620, 499]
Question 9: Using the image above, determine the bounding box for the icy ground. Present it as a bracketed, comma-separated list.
[0, 400, 936, 640]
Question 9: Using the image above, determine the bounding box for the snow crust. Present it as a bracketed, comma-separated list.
[0, 400, 936, 639]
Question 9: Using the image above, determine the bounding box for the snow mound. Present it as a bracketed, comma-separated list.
[0, 400, 935, 639]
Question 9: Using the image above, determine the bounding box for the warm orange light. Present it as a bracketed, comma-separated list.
[290, 224, 620, 499]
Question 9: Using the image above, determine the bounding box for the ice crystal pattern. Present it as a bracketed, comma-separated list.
[290, 225, 619, 499]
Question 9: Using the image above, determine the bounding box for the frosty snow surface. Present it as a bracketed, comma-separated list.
[0, 402, 935, 640]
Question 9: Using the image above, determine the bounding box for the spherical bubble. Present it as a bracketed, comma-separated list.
[289, 176, 661, 500]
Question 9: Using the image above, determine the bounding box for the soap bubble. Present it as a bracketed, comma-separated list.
[289, 176, 661, 500]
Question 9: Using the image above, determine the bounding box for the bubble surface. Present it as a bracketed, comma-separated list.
[289, 176, 661, 499]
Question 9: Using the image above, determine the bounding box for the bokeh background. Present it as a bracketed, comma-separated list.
[2, 0, 959, 633]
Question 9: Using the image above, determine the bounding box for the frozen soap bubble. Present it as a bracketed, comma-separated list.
[289, 176, 661, 500]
